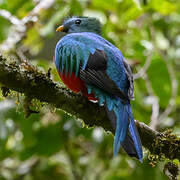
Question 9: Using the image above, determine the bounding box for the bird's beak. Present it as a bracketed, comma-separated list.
[56, 25, 64, 32]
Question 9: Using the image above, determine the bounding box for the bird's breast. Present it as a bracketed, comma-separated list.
[59, 71, 97, 101]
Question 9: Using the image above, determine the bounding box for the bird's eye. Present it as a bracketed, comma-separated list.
[75, 19, 81, 25]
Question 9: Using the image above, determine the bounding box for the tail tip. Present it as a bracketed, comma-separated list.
[139, 158, 143, 163]
[113, 148, 118, 157]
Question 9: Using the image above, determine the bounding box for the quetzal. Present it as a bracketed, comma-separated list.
[55, 17, 143, 162]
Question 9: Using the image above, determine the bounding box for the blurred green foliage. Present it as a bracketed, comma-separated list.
[0, 0, 180, 179]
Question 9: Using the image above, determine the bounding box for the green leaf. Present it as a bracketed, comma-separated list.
[147, 54, 171, 107]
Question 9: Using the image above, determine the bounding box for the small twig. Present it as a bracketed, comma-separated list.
[0, 9, 23, 25]
[150, 96, 159, 130]
[143, 73, 160, 130]
[158, 51, 178, 125]
[0, 0, 55, 52]
[134, 53, 153, 80]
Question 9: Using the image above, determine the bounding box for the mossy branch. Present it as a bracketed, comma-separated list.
[0, 54, 179, 161]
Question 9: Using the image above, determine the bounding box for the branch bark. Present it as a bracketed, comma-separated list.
[0, 54, 179, 161]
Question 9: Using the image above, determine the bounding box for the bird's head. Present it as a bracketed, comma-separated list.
[56, 17, 102, 35]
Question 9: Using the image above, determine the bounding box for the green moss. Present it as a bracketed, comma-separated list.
[149, 129, 180, 163]
[1, 87, 10, 97]
[163, 161, 179, 180]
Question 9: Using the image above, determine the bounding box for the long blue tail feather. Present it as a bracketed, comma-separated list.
[113, 103, 129, 156]
[106, 101, 143, 162]
[128, 104, 143, 162]
[121, 130, 139, 159]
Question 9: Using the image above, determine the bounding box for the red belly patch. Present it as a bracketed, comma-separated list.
[59, 71, 97, 101]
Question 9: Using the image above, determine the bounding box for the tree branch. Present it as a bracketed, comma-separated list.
[0, 54, 179, 161]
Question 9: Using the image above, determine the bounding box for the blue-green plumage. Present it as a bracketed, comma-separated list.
[55, 17, 143, 162]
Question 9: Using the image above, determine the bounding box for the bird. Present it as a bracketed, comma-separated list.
[55, 16, 143, 162]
